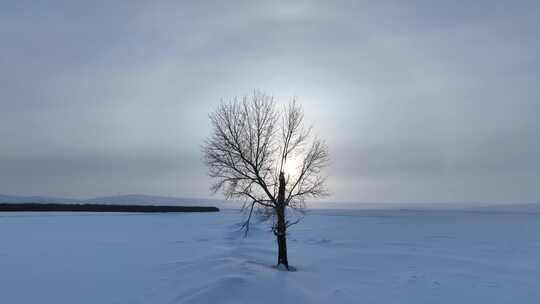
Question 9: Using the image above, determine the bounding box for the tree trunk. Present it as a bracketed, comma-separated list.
[276, 172, 289, 270]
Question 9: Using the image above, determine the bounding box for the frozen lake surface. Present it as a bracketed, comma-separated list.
[1, 209, 539, 303]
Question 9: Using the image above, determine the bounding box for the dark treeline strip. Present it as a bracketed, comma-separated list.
[0, 203, 219, 213]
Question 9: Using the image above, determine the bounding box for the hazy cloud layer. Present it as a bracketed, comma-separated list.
[1, 0, 539, 203]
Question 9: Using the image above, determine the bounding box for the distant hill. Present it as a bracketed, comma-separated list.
[2, 194, 538, 212]
[473, 202, 540, 213]
[310, 201, 540, 212]
[0, 194, 74, 204]
[0, 194, 229, 207]
[81, 194, 222, 206]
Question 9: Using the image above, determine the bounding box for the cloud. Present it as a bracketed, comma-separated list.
[1, 0, 539, 202]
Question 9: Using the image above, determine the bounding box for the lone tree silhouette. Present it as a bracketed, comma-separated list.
[203, 92, 329, 270]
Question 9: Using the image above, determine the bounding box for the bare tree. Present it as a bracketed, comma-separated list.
[202, 91, 329, 270]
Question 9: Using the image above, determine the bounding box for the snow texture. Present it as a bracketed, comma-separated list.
[1, 209, 539, 303]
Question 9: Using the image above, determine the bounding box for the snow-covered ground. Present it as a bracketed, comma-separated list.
[1, 209, 539, 303]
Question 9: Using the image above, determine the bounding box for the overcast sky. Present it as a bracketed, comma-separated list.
[1, 0, 539, 203]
